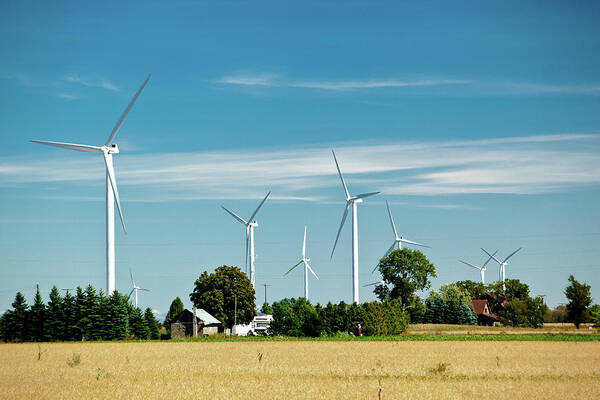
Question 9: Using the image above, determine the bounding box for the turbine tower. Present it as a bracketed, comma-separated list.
[285, 226, 319, 300]
[31, 75, 150, 295]
[372, 200, 429, 273]
[330, 150, 379, 304]
[481, 247, 522, 291]
[458, 250, 497, 284]
[222, 192, 270, 289]
[128, 267, 150, 308]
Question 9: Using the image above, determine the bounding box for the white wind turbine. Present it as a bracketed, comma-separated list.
[458, 250, 498, 284]
[481, 247, 522, 291]
[284, 226, 319, 300]
[31, 75, 150, 295]
[372, 200, 430, 273]
[222, 192, 271, 289]
[330, 150, 379, 304]
[128, 267, 150, 308]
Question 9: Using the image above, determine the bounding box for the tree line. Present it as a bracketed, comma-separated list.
[0, 285, 160, 342]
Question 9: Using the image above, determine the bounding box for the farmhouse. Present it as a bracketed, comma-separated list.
[170, 308, 221, 338]
[471, 299, 498, 326]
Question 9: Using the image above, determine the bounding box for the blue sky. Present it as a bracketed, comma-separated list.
[1, 1, 599, 316]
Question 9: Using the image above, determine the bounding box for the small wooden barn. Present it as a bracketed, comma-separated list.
[471, 299, 498, 326]
[170, 308, 222, 338]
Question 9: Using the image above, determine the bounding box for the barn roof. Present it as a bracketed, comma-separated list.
[173, 308, 221, 326]
[193, 308, 221, 325]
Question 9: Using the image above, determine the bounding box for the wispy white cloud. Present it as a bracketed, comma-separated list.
[57, 92, 79, 100]
[2, 133, 599, 201]
[64, 74, 120, 92]
[215, 73, 600, 95]
[214, 74, 470, 91]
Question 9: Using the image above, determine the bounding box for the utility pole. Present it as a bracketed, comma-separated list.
[263, 283, 271, 305]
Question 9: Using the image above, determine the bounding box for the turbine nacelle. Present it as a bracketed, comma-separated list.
[102, 143, 120, 154]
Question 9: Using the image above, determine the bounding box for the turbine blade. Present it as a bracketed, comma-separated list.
[284, 260, 303, 276]
[352, 191, 380, 200]
[330, 203, 350, 259]
[372, 242, 396, 273]
[139, 288, 151, 292]
[302, 226, 307, 258]
[105, 74, 151, 146]
[503, 247, 522, 263]
[399, 238, 430, 248]
[482, 250, 498, 268]
[247, 191, 270, 223]
[332, 150, 350, 200]
[363, 281, 380, 287]
[128, 288, 135, 300]
[459, 260, 481, 271]
[481, 248, 502, 265]
[306, 263, 319, 280]
[245, 227, 249, 275]
[221, 206, 247, 225]
[129, 267, 135, 287]
[30, 140, 102, 153]
[103, 152, 127, 234]
[386, 200, 399, 238]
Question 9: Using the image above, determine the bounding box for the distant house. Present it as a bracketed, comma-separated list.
[171, 309, 221, 338]
[232, 312, 274, 336]
[471, 299, 498, 326]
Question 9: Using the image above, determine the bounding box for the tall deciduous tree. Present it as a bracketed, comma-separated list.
[376, 248, 436, 310]
[565, 275, 592, 329]
[190, 265, 256, 329]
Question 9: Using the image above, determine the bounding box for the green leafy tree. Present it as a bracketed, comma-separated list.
[260, 302, 273, 315]
[190, 265, 256, 329]
[45, 286, 64, 341]
[565, 275, 592, 328]
[29, 287, 46, 342]
[129, 307, 149, 339]
[455, 280, 487, 300]
[376, 248, 436, 310]
[270, 298, 301, 336]
[144, 308, 160, 339]
[164, 297, 185, 332]
[406, 294, 426, 324]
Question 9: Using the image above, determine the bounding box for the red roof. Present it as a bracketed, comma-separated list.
[472, 299, 493, 316]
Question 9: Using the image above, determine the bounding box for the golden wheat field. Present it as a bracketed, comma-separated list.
[1, 341, 599, 399]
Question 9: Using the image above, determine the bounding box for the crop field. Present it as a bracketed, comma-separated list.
[2, 340, 600, 399]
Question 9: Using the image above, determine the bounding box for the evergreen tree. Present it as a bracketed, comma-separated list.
[45, 286, 65, 341]
[457, 304, 478, 325]
[29, 287, 46, 342]
[106, 291, 129, 340]
[130, 307, 149, 339]
[62, 291, 77, 341]
[73, 286, 86, 341]
[144, 308, 160, 340]
[425, 292, 446, 324]
[85, 285, 103, 340]
[6, 292, 29, 341]
[164, 297, 185, 332]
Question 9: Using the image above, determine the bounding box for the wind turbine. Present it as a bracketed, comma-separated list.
[330, 150, 379, 304]
[284, 226, 319, 300]
[372, 200, 430, 273]
[481, 247, 522, 291]
[31, 75, 150, 295]
[222, 191, 271, 289]
[458, 250, 498, 284]
[128, 267, 150, 308]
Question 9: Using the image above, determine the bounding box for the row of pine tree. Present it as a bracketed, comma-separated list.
[0, 285, 160, 342]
